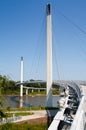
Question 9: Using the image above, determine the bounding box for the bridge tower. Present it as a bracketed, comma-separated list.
[20, 57, 23, 99]
[46, 4, 52, 107]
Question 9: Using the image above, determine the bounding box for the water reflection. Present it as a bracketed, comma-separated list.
[3, 95, 60, 108]
[19, 98, 23, 108]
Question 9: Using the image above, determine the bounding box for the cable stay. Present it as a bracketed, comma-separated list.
[52, 4, 86, 35]
[50, 4, 86, 80]
[29, 11, 46, 80]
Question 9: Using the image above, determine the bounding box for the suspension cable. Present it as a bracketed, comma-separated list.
[52, 3, 86, 36]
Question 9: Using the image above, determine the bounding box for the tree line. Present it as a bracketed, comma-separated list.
[0, 75, 16, 95]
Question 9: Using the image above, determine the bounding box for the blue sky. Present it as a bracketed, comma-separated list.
[0, 0, 86, 81]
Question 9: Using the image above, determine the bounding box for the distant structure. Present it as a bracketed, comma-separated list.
[46, 4, 52, 107]
[20, 57, 23, 99]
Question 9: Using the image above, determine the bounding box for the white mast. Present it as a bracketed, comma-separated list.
[20, 57, 23, 98]
[46, 4, 52, 107]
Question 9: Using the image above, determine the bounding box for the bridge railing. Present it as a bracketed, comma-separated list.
[67, 82, 86, 130]
[68, 81, 83, 99]
[70, 96, 85, 130]
[48, 81, 86, 130]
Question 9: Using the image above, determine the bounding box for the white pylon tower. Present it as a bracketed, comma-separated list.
[20, 57, 23, 99]
[46, 4, 52, 107]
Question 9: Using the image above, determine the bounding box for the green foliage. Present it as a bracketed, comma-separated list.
[6, 112, 33, 117]
[1, 123, 12, 130]
[13, 107, 30, 111]
[0, 110, 7, 119]
[0, 75, 17, 95]
[52, 90, 60, 95]
[5, 106, 45, 111]
[0, 123, 48, 130]
[6, 106, 11, 112]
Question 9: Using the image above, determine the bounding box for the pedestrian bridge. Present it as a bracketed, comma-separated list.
[48, 81, 86, 130]
[18, 80, 86, 129]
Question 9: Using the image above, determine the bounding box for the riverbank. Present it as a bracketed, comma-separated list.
[0, 110, 54, 130]
[13, 110, 47, 123]
[0, 121, 48, 130]
[2, 94, 46, 97]
[0, 110, 58, 125]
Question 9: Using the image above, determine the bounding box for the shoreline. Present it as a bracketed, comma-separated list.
[11, 110, 54, 125]
[2, 94, 60, 97]
[17, 117, 48, 125]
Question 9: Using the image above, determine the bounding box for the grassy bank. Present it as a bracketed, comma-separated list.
[0, 122, 48, 130]
[2, 106, 58, 112]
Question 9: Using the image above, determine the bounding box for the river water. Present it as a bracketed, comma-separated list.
[3, 95, 61, 108]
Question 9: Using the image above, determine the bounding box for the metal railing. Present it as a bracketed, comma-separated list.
[48, 81, 86, 130]
[70, 96, 85, 130]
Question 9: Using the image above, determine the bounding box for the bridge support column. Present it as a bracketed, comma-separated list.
[20, 57, 23, 102]
[46, 4, 52, 107]
[26, 89, 28, 96]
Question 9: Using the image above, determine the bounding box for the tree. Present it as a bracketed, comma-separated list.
[0, 110, 6, 120]
[0, 75, 16, 95]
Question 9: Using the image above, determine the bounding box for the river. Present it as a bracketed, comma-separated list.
[3, 95, 61, 108]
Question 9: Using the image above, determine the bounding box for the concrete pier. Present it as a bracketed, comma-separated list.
[26, 89, 28, 96]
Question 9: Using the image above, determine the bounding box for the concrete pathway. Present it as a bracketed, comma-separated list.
[5, 110, 47, 123]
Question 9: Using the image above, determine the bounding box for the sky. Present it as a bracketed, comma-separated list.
[0, 0, 86, 81]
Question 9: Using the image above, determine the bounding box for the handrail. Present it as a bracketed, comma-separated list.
[70, 96, 85, 130]
[48, 82, 86, 130]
